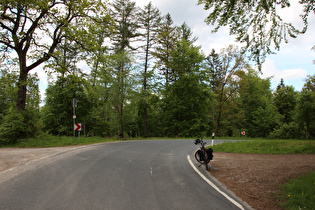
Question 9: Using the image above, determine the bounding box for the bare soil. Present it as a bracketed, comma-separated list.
[1, 147, 314, 209]
[209, 153, 315, 210]
[0, 146, 82, 173]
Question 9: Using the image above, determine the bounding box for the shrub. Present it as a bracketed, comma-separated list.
[0, 107, 42, 144]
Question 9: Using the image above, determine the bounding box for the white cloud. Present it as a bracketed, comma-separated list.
[261, 59, 308, 90]
[262, 59, 308, 80]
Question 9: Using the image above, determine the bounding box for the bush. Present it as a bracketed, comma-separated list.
[0, 107, 42, 144]
[269, 122, 304, 139]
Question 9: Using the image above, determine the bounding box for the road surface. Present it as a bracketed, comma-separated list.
[0, 140, 249, 209]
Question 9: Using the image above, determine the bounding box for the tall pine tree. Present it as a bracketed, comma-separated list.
[138, 2, 161, 137]
[110, 0, 140, 138]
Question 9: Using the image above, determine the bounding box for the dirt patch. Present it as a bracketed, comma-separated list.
[209, 153, 315, 210]
[0, 146, 82, 173]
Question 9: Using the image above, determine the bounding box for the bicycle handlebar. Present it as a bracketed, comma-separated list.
[194, 138, 206, 146]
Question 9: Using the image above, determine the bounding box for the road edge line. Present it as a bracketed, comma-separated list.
[187, 155, 245, 210]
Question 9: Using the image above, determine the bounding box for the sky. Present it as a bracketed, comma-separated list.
[133, 0, 315, 91]
[35, 0, 315, 103]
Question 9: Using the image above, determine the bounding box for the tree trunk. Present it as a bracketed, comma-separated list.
[16, 53, 28, 110]
[143, 32, 149, 137]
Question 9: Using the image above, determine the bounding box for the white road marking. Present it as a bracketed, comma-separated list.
[187, 155, 245, 210]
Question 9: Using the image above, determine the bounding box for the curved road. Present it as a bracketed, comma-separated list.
[0, 140, 249, 210]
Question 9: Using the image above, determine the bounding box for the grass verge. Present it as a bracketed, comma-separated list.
[210, 140, 315, 155]
[0, 135, 117, 148]
[0, 135, 185, 148]
[278, 172, 315, 210]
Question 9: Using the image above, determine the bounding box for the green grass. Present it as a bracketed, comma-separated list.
[0, 134, 118, 148]
[210, 140, 315, 154]
[0, 135, 188, 148]
[279, 172, 315, 210]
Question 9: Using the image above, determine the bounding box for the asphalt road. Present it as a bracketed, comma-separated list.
[0, 140, 248, 210]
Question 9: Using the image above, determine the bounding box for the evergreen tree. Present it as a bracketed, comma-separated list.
[162, 33, 208, 137]
[138, 2, 161, 137]
[111, 0, 140, 53]
[153, 13, 179, 84]
[162, 75, 210, 137]
[296, 75, 315, 139]
[274, 79, 297, 124]
[110, 0, 140, 138]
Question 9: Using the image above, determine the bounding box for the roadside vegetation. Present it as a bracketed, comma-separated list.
[210, 140, 315, 210]
[0, 135, 115, 148]
[0, 135, 179, 148]
[210, 140, 315, 155]
[279, 172, 315, 210]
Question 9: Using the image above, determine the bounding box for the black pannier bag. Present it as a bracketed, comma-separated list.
[196, 150, 205, 161]
[206, 148, 213, 160]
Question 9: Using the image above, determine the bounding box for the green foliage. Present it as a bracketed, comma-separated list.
[0, 107, 25, 143]
[162, 75, 211, 137]
[274, 79, 297, 124]
[1, 0, 109, 111]
[169, 39, 204, 78]
[0, 107, 42, 144]
[296, 75, 315, 139]
[204, 46, 247, 136]
[0, 71, 41, 144]
[211, 140, 315, 154]
[0, 69, 18, 116]
[198, 0, 312, 68]
[279, 172, 315, 210]
[153, 13, 179, 84]
[252, 103, 281, 138]
[136, 92, 164, 137]
[111, 0, 140, 53]
[41, 75, 91, 136]
[238, 69, 280, 138]
[269, 122, 304, 140]
[1, 1, 314, 141]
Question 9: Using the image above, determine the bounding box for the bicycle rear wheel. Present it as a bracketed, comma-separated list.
[194, 150, 208, 164]
[195, 150, 209, 170]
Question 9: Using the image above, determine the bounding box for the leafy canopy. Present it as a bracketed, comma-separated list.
[198, 0, 314, 68]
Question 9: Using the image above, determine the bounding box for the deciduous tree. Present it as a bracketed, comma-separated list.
[204, 46, 247, 136]
[0, 0, 108, 110]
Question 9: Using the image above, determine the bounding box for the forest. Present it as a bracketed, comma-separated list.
[1, 0, 314, 143]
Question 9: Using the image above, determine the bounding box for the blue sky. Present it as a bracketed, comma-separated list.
[36, 0, 315, 102]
